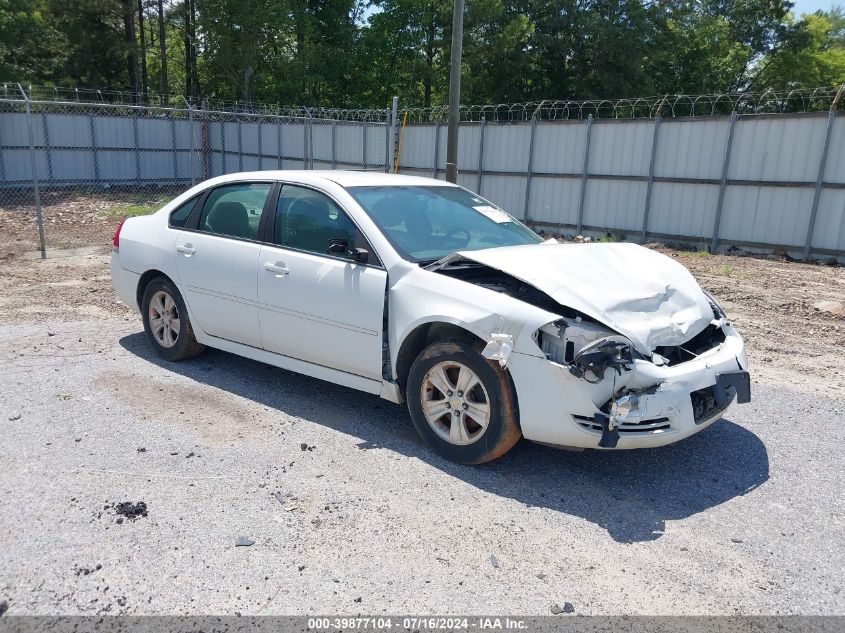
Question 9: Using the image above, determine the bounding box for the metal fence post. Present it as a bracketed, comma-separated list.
[331, 120, 337, 169]
[576, 114, 593, 235]
[132, 107, 141, 186]
[390, 96, 399, 172]
[220, 118, 228, 174]
[363, 120, 368, 170]
[641, 115, 662, 241]
[384, 108, 391, 173]
[257, 114, 263, 171]
[277, 116, 283, 169]
[200, 105, 210, 179]
[523, 117, 537, 223]
[40, 107, 53, 182]
[433, 121, 441, 179]
[237, 116, 244, 171]
[19, 83, 46, 259]
[710, 111, 738, 252]
[89, 111, 101, 183]
[167, 113, 178, 184]
[476, 117, 486, 193]
[185, 99, 196, 186]
[308, 117, 314, 169]
[803, 89, 842, 261]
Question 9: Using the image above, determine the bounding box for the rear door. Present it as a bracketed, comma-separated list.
[174, 181, 275, 348]
[257, 184, 387, 379]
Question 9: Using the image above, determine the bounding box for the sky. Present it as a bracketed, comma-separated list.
[791, 0, 841, 14]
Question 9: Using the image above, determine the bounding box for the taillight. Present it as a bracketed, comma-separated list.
[113, 218, 126, 252]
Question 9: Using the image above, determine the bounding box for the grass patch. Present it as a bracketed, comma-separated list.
[597, 232, 623, 243]
[97, 200, 167, 219]
[695, 250, 711, 258]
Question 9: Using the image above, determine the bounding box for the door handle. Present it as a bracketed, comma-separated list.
[176, 244, 196, 255]
[264, 262, 290, 277]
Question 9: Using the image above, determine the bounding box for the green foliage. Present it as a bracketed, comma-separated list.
[0, 0, 64, 82]
[753, 8, 845, 90]
[3, 0, 844, 108]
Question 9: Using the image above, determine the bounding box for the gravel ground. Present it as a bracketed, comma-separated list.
[0, 197, 844, 616]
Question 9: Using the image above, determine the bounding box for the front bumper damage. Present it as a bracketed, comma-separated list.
[506, 323, 749, 450]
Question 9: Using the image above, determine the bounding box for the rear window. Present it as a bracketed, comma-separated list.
[169, 195, 201, 228]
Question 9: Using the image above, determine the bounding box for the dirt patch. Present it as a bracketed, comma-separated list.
[656, 246, 845, 398]
[95, 371, 272, 444]
[2, 193, 843, 398]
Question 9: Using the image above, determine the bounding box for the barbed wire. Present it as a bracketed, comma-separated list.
[4, 83, 844, 123]
[401, 86, 845, 122]
[0, 84, 391, 122]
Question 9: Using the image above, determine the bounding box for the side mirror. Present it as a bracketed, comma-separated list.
[353, 247, 369, 264]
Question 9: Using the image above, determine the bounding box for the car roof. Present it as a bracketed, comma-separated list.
[200, 170, 458, 189]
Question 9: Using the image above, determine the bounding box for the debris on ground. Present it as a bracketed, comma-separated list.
[74, 563, 102, 576]
[235, 537, 255, 547]
[7, 413, 20, 421]
[107, 501, 148, 522]
[0, 600, 8, 617]
[490, 554, 499, 568]
[300, 443, 315, 451]
[550, 602, 575, 615]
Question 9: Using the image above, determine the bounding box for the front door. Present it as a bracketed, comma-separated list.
[175, 181, 274, 348]
[257, 184, 387, 380]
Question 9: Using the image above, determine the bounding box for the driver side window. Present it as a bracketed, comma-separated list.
[275, 185, 367, 259]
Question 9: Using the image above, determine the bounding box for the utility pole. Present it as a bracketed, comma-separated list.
[445, 0, 464, 183]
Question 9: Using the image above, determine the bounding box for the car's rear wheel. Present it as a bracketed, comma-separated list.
[407, 340, 521, 464]
[141, 277, 205, 361]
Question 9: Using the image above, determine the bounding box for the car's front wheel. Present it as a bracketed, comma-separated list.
[141, 276, 205, 361]
[407, 340, 521, 464]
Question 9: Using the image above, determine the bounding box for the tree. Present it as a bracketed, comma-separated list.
[157, 0, 168, 97]
[121, 0, 140, 98]
[753, 7, 845, 91]
[0, 0, 64, 83]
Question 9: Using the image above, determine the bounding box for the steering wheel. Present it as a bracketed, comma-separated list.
[441, 226, 471, 248]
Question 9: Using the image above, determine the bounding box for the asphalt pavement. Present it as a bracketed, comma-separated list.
[0, 318, 843, 615]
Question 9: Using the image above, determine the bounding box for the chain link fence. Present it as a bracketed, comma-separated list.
[0, 84, 391, 258]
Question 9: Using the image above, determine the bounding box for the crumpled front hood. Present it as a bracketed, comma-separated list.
[434, 242, 714, 354]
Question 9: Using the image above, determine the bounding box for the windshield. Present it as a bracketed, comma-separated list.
[346, 185, 541, 263]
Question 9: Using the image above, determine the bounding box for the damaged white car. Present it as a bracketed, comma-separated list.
[111, 171, 750, 464]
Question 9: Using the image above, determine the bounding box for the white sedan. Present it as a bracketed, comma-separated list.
[111, 171, 750, 464]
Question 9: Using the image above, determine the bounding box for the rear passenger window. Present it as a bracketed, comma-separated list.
[198, 183, 272, 240]
[169, 195, 200, 228]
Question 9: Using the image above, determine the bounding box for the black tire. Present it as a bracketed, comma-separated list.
[141, 276, 205, 361]
[407, 340, 521, 464]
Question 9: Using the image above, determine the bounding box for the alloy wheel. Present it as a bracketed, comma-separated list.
[148, 290, 180, 348]
[420, 361, 491, 446]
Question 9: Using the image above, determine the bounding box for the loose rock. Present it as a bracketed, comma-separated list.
[235, 537, 255, 547]
[814, 300, 844, 316]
